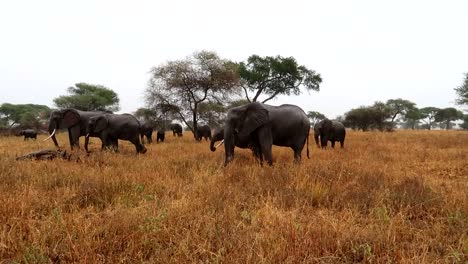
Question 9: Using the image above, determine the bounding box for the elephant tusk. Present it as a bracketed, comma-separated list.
[214, 139, 224, 149]
[43, 129, 56, 141]
[85, 133, 90, 138]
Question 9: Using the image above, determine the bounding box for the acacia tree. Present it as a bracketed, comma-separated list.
[435, 108, 463, 130]
[145, 51, 240, 137]
[404, 108, 423, 129]
[0, 103, 50, 128]
[307, 111, 326, 126]
[386, 98, 416, 124]
[420, 107, 440, 130]
[198, 102, 226, 128]
[53, 83, 120, 111]
[454, 72, 468, 107]
[238, 55, 322, 103]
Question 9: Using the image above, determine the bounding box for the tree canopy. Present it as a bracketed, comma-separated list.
[454, 72, 468, 106]
[307, 111, 326, 126]
[53, 83, 120, 112]
[145, 50, 240, 136]
[385, 98, 416, 123]
[0, 103, 50, 128]
[419, 107, 440, 130]
[344, 102, 392, 131]
[238, 55, 322, 103]
[435, 107, 463, 130]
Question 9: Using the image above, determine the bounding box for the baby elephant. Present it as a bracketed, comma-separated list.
[156, 131, 165, 143]
[18, 129, 37, 140]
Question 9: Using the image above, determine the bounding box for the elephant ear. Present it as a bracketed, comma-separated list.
[61, 110, 80, 128]
[239, 103, 269, 138]
[94, 116, 109, 133]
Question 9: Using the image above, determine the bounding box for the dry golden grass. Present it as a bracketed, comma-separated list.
[0, 130, 467, 263]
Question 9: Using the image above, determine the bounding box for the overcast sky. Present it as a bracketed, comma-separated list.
[1, 0, 467, 118]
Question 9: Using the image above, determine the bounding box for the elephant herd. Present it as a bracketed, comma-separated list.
[37, 102, 346, 166]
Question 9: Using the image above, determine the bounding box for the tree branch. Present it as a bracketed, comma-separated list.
[241, 85, 251, 103]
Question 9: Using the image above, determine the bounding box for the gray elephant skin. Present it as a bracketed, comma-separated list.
[85, 113, 147, 154]
[210, 127, 263, 161]
[18, 129, 37, 140]
[195, 125, 211, 141]
[220, 102, 310, 166]
[314, 119, 346, 148]
[170, 123, 183, 137]
[140, 122, 153, 144]
[156, 131, 165, 143]
[46, 108, 115, 149]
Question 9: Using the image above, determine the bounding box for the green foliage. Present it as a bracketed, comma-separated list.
[435, 108, 464, 130]
[53, 83, 120, 112]
[307, 111, 326, 126]
[238, 55, 322, 103]
[403, 108, 423, 129]
[460, 115, 468, 130]
[344, 102, 392, 131]
[198, 101, 226, 128]
[386, 98, 416, 123]
[419, 107, 440, 130]
[454, 72, 468, 106]
[146, 50, 240, 134]
[0, 103, 50, 128]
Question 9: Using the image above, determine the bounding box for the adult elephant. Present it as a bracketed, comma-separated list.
[45, 108, 115, 149]
[195, 125, 211, 141]
[85, 113, 147, 154]
[314, 119, 346, 148]
[18, 129, 37, 140]
[140, 121, 153, 144]
[170, 123, 183, 137]
[217, 102, 310, 166]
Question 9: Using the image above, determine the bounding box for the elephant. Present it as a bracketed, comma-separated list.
[84, 113, 147, 154]
[170, 123, 183, 137]
[314, 119, 346, 148]
[156, 131, 165, 143]
[217, 102, 310, 166]
[140, 122, 153, 144]
[18, 129, 37, 140]
[45, 108, 116, 150]
[210, 128, 263, 162]
[195, 125, 211, 141]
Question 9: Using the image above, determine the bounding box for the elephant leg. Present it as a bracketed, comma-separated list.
[257, 128, 273, 166]
[131, 136, 146, 154]
[331, 141, 336, 148]
[340, 140, 344, 148]
[69, 126, 81, 150]
[293, 148, 302, 163]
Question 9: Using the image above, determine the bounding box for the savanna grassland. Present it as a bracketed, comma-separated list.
[0, 130, 467, 263]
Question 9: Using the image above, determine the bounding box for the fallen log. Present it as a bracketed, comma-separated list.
[16, 149, 72, 161]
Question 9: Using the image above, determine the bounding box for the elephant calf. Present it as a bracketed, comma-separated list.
[85, 113, 147, 154]
[18, 129, 37, 140]
[195, 125, 211, 141]
[314, 119, 346, 148]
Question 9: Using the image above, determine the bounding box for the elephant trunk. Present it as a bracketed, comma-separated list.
[46, 120, 59, 147]
[210, 138, 217, 152]
[223, 126, 235, 166]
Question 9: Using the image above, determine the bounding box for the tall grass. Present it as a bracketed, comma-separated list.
[0, 130, 467, 263]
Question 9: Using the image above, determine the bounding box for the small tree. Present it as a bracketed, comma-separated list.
[53, 83, 120, 112]
[460, 115, 468, 130]
[0, 103, 50, 128]
[198, 101, 226, 128]
[386, 98, 416, 124]
[238, 55, 322, 103]
[404, 108, 423, 130]
[307, 111, 326, 126]
[435, 108, 463, 130]
[454, 72, 468, 107]
[420, 107, 440, 130]
[145, 50, 240, 137]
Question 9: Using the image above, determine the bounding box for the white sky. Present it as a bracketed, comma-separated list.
[1, 0, 467, 118]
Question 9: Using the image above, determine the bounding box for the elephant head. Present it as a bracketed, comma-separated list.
[316, 119, 333, 148]
[223, 102, 270, 165]
[45, 109, 81, 148]
[210, 128, 225, 152]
